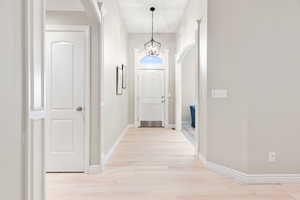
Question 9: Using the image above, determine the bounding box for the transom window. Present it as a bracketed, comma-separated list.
[139, 55, 164, 65]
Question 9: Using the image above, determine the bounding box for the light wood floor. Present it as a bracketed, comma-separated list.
[47, 128, 300, 200]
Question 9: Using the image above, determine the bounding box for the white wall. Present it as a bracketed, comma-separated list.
[128, 33, 177, 125]
[102, 0, 129, 155]
[0, 0, 24, 199]
[181, 47, 196, 122]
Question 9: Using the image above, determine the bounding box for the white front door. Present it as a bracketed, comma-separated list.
[138, 69, 166, 127]
[45, 29, 87, 172]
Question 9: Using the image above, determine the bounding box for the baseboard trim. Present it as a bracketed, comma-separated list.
[166, 124, 176, 129]
[88, 165, 102, 174]
[201, 156, 300, 184]
[205, 161, 248, 183]
[244, 173, 300, 184]
[127, 124, 135, 128]
[181, 129, 195, 145]
[198, 154, 207, 164]
[102, 125, 130, 168]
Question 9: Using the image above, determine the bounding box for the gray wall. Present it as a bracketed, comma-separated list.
[0, 0, 24, 199]
[128, 33, 177, 125]
[177, 0, 300, 174]
[207, 0, 300, 173]
[181, 47, 196, 122]
[102, 0, 129, 155]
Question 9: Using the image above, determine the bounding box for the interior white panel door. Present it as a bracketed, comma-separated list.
[138, 70, 165, 124]
[45, 30, 86, 172]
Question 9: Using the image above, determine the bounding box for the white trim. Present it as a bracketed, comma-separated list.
[88, 165, 102, 174]
[127, 124, 135, 128]
[244, 174, 300, 184]
[45, 25, 90, 32]
[82, 0, 105, 169]
[166, 124, 176, 129]
[181, 129, 195, 146]
[25, 0, 103, 199]
[205, 161, 248, 184]
[200, 157, 300, 184]
[84, 27, 91, 173]
[198, 153, 207, 164]
[45, 25, 91, 173]
[25, 0, 46, 200]
[102, 125, 131, 168]
[134, 49, 170, 128]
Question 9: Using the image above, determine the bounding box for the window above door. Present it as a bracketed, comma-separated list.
[135, 49, 169, 67]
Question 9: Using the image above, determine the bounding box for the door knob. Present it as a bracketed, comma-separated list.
[76, 106, 83, 112]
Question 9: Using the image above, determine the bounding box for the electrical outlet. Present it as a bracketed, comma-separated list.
[268, 152, 276, 162]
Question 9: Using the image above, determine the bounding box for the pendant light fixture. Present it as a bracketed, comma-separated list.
[144, 7, 161, 56]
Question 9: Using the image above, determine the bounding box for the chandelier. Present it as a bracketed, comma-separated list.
[144, 7, 161, 56]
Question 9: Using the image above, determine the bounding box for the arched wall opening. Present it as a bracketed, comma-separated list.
[181, 46, 197, 143]
[175, 20, 207, 160]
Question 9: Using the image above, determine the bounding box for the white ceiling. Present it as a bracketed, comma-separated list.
[46, 0, 189, 33]
[117, 0, 189, 33]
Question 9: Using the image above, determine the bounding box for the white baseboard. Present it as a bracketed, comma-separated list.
[88, 165, 102, 174]
[181, 129, 195, 145]
[198, 154, 207, 164]
[201, 156, 300, 184]
[127, 124, 135, 128]
[205, 161, 248, 183]
[102, 124, 130, 168]
[166, 124, 176, 129]
[244, 173, 300, 184]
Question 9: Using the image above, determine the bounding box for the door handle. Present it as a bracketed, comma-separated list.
[76, 106, 83, 112]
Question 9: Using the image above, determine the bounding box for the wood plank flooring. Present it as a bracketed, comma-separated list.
[47, 128, 300, 200]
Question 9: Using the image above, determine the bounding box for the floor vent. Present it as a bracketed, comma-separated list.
[140, 121, 163, 128]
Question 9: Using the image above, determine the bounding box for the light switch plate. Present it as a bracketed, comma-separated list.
[212, 89, 228, 98]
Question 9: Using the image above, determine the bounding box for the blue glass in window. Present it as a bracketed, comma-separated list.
[139, 56, 163, 65]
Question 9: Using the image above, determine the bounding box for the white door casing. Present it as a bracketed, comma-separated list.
[25, 1, 102, 200]
[45, 26, 90, 172]
[137, 69, 166, 126]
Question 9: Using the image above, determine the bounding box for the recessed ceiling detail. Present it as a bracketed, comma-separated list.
[118, 0, 189, 33]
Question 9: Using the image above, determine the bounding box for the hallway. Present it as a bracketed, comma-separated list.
[47, 128, 299, 200]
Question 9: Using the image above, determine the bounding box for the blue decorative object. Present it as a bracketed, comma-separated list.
[139, 56, 163, 65]
[190, 105, 196, 128]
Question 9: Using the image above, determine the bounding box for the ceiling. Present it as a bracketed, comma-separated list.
[46, 0, 189, 33]
[117, 0, 189, 33]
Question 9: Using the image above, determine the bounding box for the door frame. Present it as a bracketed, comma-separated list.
[24, 1, 104, 200]
[134, 49, 169, 128]
[45, 25, 91, 173]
